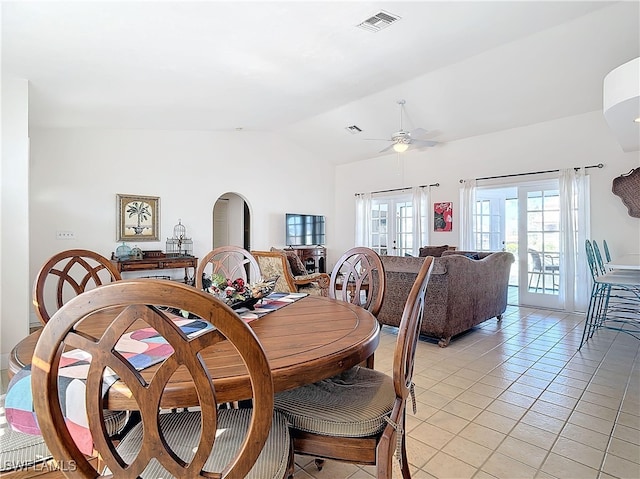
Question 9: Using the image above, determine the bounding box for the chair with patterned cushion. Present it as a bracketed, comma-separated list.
[0, 394, 55, 478]
[195, 245, 261, 291]
[30, 279, 293, 479]
[273, 256, 434, 479]
[31, 248, 129, 441]
[33, 249, 122, 326]
[252, 250, 330, 296]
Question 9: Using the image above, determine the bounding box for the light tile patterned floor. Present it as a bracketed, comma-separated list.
[2, 304, 638, 479]
[292, 304, 639, 479]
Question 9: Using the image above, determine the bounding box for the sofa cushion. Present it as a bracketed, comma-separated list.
[270, 247, 307, 276]
[441, 250, 493, 260]
[419, 245, 449, 257]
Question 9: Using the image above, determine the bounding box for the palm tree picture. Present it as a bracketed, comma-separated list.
[126, 201, 151, 235]
[117, 194, 159, 241]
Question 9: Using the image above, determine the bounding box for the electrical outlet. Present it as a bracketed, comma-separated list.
[56, 231, 76, 240]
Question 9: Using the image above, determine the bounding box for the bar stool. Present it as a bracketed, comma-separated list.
[579, 240, 640, 349]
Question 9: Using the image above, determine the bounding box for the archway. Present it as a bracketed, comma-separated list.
[212, 193, 251, 250]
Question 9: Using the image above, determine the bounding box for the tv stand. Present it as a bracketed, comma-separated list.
[290, 246, 326, 274]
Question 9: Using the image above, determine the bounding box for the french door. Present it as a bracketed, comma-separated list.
[476, 180, 561, 309]
[370, 194, 414, 257]
[518, 181, 561, 309]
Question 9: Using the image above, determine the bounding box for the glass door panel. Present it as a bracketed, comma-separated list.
[519, 183, 561, 308]
[396, 200, 413, 257]
[370, 203, 388, 256]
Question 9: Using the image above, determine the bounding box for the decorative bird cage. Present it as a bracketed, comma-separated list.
[115, 242, 132, 260]
[130, 246, 143, 260]
[166, 219, 193, 257]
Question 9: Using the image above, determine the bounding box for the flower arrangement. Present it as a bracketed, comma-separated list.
[202, 273, 277, 310]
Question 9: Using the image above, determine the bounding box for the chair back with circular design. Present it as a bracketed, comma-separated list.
[195, 246, 261, 290]
[33, 249, 122, 325]
[31, 279, 280, 479]
[272, 256, 434, 479]
[329, 247, 386, 317]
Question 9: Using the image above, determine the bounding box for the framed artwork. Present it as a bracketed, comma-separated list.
[434, 202, 453, 232]
[116, 194, 160, 241]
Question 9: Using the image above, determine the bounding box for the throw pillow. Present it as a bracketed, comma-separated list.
[462, 252, 480, 260]
[270, 247, 307, 276]
[419, 245, 449, 257]
[285, 251, 308, 276]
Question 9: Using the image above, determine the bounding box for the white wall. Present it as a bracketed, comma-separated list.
[1, 78, 30, 368]
[25, 128, 334, 325]
[334, 110, 640, 267]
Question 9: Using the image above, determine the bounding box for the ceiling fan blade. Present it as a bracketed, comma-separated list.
[409, 127, 429, 139]
[412, 139, 439, 148]
[379, 143, 395, 153]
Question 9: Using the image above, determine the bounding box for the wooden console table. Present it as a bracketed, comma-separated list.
[291, 246, 326, 273]
[111, 254, 198, 284]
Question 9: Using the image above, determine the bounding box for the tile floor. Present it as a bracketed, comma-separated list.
[294, 304, 639, 479]
[2, 304, 639, 479]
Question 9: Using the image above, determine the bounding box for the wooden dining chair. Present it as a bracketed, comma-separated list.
[195, 245, 261, 290]
[31, 248, 129, 442]
[330, 247, 386, 369]
[33, 249, 122, 326]
[330, 247, 386, 317]
[273, 256, 435, 479]
[30, 279, 293, 479]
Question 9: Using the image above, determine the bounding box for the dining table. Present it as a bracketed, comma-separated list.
[8, 294, 380, 410]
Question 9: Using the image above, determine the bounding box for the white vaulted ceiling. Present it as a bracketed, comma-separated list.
[3, 1, 639, 163]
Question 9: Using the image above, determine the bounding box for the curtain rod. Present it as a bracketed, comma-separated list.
[354, 183, 440, 197]
[459, 163, 604, 183]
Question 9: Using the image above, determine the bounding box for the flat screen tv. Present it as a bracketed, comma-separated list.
[286, 213, 325, 246]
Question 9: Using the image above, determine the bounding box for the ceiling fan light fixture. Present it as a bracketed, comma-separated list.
[393, 142, 409, 153]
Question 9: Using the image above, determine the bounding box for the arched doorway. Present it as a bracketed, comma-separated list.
[212, 193, 251, 250]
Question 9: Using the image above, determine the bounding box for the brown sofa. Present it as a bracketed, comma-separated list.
[377, 251, 514, 347]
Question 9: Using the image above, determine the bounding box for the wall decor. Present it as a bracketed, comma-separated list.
[116, 194, 160, 241]
[434, 202, 453, 232]
[612, 168, 640, 218]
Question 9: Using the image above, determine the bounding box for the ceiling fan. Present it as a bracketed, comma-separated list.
[368, 99, 438, 153]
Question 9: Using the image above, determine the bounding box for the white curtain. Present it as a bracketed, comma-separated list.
[411, 186, 430, 256]
[559, 167, 590, 312]
[354, 193, 372, 247]
[459, 179, 477, 251]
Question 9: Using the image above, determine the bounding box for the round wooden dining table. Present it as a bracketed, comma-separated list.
[9, 295, 380, 409]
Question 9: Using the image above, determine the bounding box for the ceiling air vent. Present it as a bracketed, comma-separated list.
[345, 125, 362, 134]
[356, 10, 401, 32]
